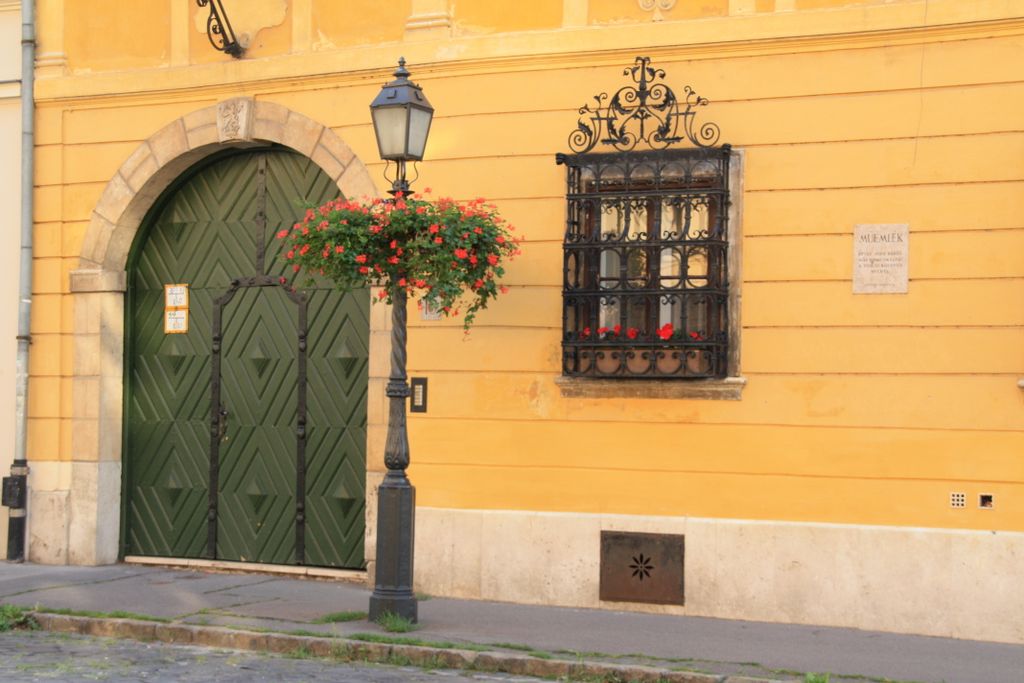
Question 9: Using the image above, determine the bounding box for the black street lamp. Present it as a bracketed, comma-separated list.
[367, 58, 434, 624]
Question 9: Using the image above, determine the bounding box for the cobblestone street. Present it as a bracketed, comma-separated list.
[0, 631, 544, 683]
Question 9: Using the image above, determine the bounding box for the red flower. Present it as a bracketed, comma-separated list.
[487, 254, 498, 265]
[580, 327, 591, 339]
[293, 264, 301, 272]
[299, 244, 310, 255]
[434, 236, 443, 244]
[496, 236, 506, 244]
[398, 278, 407, 287]
[454, 248, 469, 259]
[369, 224, 382, 234]
[358, 266, 369, 274]
[598, 326, 609, 336]
[626, 327, 638, 339]
[286, 249, 294, 259]
[415, 279, 426, 288]
[657, 323, 674, 341]
[278, 276, 287, 284]
[276, 229, 289, 239]
[613, 324, 621, 336]
[355, 254, 367, 263]
[335, 246, 344, 253]
[429, 224, 440, 234]
[388, 256, 399, 264]
[473, 279, 484, 290]
[689, 331, 704, 341]
[390, 240, 398, 249]
[469, 255, 478, 265]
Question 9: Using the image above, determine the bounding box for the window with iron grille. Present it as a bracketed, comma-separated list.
[555, 56, 735, 383]
[558, 147, 731, 379]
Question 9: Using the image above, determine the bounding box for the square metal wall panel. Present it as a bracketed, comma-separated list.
[599, 531, 685, 605]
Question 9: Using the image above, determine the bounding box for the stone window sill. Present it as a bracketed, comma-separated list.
[554, 375, 747, 400]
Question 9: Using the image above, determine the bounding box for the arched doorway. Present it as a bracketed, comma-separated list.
[123, 148, 369, 568]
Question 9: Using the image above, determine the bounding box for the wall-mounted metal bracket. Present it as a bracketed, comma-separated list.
[197, 0, 244, 58]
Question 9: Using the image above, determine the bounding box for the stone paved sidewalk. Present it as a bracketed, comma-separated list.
[2, 562, 1022, 683]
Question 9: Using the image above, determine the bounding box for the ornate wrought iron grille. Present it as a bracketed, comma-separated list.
[557, 147, 731, 379]
[569, 56, 720, 153]
[197, 0, 244, 58]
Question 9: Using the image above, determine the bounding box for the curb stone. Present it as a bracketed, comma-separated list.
[29, 613, 798, 683]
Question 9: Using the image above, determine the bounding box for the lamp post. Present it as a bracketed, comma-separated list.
[367, 58, 434, 623]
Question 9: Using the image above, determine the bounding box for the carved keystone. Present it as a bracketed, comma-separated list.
[217, 97, 256, 142]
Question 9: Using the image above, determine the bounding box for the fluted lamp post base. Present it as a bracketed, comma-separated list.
[368, 470, 417, 622]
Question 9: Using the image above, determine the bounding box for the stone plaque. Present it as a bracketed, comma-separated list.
[853, 224, 908, 294]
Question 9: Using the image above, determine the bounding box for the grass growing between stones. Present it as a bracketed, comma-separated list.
[374, 611, 417, 633]
[347, 632, 487, 651]
[0, 605, 38, 632]
[313, 610, 367, 624]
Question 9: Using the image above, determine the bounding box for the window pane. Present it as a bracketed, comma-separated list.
[686, 247, 709, 287]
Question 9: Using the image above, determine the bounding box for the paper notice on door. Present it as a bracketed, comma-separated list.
[165, 284, 189, 308]
[164, 309, 188, 334]
[164, 283, 189, 334]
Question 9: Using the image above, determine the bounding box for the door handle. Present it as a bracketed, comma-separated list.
[218, 406, 229, 441]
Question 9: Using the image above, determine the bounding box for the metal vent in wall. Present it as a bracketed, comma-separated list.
[950, 492, 966, 508]
[599, 531, 684, 605]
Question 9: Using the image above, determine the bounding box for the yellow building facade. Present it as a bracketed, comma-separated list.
[22, 0, 1024, 643]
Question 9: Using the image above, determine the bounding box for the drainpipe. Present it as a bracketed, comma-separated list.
[4, 0, 35, 562]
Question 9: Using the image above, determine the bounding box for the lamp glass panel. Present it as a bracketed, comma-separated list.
[372, 105, 410, 158]
[407, 107, 433, 160]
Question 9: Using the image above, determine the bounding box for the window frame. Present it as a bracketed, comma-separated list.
[555, 147, 745, 399]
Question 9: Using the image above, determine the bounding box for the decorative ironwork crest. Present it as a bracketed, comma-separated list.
[197, 0, 244, 58]
[568, 56, 720, 153]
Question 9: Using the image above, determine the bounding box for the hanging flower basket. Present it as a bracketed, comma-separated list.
[279, 191, 521, 329]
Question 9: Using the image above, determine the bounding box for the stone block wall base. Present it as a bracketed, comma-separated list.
[27, 490, 70, 564]
[27, 461, 120, 566]
[414, 507, 1024, 645]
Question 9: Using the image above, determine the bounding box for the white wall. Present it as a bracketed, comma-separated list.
[0, 1, 22, 555]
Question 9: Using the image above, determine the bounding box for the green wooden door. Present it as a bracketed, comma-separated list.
[125, 149, 368, 568]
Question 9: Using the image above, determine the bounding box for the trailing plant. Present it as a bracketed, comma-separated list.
[279, 191, 520, 329]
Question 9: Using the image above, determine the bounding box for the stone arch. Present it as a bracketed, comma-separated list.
[54, 99, 384, 566]
[77, 98, 378, 275]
